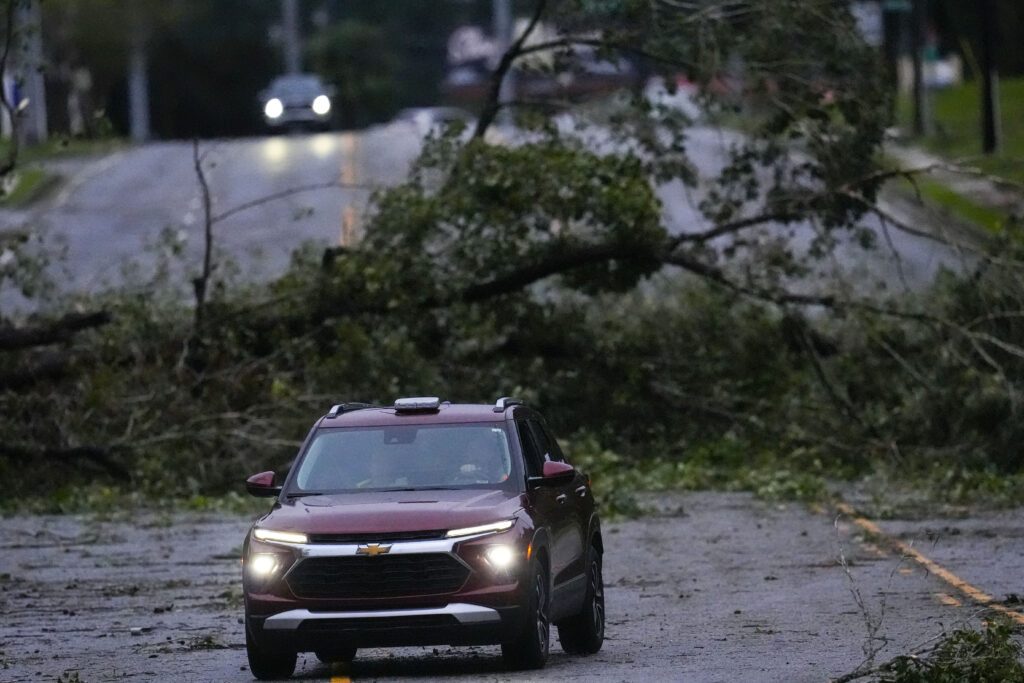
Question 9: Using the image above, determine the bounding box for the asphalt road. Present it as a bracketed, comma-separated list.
[1, 121, 972, 314]
[1, 125, 421, 303]
[2, 492, 1020, 682]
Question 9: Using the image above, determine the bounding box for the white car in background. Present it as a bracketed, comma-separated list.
[260, 74, 335, 131]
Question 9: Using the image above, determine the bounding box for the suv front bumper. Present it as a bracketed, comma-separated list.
[247, 602, 524, 648]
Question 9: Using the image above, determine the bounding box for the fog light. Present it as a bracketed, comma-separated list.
[249, 553, 279, 576]
[484, 544, 515, 570]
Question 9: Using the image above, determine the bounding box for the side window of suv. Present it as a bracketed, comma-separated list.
[524, 419, 566, 465]
[516, 419, 545, 477]
[537, 421, 566, 463]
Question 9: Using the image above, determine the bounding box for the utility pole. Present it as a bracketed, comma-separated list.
[128, 15, 151, 143]
[282, 0, 301, 74]
[492, 0, 514, 127]
[16, 0, 46, 145]
[980, 0, 1001, 154]
[881, 0, 911, 125]
[910, 0, 931, 136]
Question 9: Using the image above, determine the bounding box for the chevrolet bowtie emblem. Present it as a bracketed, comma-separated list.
[356, 543, 392, 557]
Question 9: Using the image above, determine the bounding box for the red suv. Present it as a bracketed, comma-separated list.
[242, 397, 604, 679]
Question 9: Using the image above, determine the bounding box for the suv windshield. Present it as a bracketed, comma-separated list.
[269, 75, 324, 97]
[290, 423, 516, 493]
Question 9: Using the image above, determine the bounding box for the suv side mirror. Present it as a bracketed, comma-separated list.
[246, 471, 281, 498]
[528, 461, 576, 488]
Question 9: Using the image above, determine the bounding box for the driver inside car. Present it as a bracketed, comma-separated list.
[454, 429, 509, 484]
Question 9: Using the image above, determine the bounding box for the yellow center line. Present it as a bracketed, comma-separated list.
[340, 132, 357, 186]
[836, 502, 1024, 625]
[937, 592, 962, 607]
[330, 660, 351, 682]
[339, 132, 361, 245]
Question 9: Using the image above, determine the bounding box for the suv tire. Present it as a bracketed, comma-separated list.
[557, 547, 605, 655]
[501, 558, 550, 670]
[246, 624, 297, 680]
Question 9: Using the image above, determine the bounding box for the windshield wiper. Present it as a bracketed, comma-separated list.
[286, 491, 325, 498]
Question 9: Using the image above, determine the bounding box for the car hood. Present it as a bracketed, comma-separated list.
[258, 488, 524, 536]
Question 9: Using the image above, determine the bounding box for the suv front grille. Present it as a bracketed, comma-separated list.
[306, 530, 446, 544]
[286, 554, 469, 599]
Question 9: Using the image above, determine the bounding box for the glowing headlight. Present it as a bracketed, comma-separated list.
[249, 553, 279, 576]
[253, 528, 308, 544]
[484, 544, 515, 569]
[311, 95, 331, 116]
[446, 519, 514, 538]
[264, 98, 284, 119]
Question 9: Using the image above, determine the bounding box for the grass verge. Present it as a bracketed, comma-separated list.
[900, 77, 1024, 187]
[904, 175, 1009, 234]
[0, 167, 57, 206]
[0, 135, 127, 165]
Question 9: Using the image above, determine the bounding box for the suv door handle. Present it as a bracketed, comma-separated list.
[555, 493, 568, 504]
[575, 486, 587, 497]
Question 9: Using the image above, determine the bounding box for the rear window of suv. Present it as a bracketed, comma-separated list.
[292, 423, 517, 492]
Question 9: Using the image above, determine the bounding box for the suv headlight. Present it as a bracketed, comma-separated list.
[483, 544, 515, 570]
[446, 519, 514, 538]
[248, 553, 280, 577]
[253, 528, 308, 544]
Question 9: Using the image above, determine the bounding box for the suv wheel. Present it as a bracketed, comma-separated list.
[246, 624, 297, 680]
[557, 547, 605, 654]
[501, 558, 550, 670]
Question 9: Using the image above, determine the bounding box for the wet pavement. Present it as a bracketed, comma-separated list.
[2, 492, 1020, 682]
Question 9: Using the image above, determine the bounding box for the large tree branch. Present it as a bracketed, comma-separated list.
[473, 0, 548, 139]
[507, 35, 697, 73]
[0, 311, 111, 352]
[668, 211, 800, 248]
[0, 350, 86, 390]
[460, 241, 657, 303]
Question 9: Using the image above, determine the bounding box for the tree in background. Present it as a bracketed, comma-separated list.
[5, 0, 1024, 499]
[306, 21, 398, 129]
[931, 0, 1024, 78]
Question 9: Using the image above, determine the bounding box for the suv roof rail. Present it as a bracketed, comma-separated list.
[493, 396, 524, 413]
[326, 402, 378, 419]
